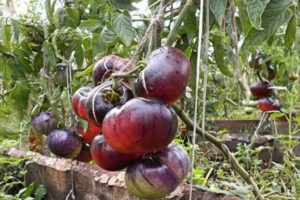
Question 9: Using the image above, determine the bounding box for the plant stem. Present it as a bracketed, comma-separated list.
[165, 0, 194, 46]
[111, 64, 144, 79]
[249, 113, 268, 149]
[163, 1, 262, 198]
[172, 104, 263, 200]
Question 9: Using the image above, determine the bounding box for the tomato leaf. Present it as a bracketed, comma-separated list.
[246, 0, 270, 30]
[8, 80, 31, 112]
[92, 34, 107, 58]
[11, 19, 20, 43]
[242, 0, 293, 50]
[212, 34, 233, 77]
[285, 13, 297, 49]
[0, 104, 22, 135]
[236, 0, 253, 36]
[71, 39, 84, 67]
[42, 42, 57, 70]
[113, 12, 134, 46]
[65, 8, 80, 27]
[101, 26, 116, 47]
[3, 25, 12, 48]
[34, 185, 47, 200]
[110, 0, 136, 10]
[80, 19, 103, 32]
[45, 0, 54, 25]
[0, 56, 13, 84]
[210, 0, 227, 26]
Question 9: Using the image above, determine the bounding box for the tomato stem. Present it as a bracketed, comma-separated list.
[111, 63, 145, 79]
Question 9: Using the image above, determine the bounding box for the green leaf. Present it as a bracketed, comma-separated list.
[72, 39, 84, 67]
[110, 0, 136, 10]
[0, 56, 13, 84]
[246, 0, 270, 29]
[24, 183, 36, 197]
[210, 0, 227, 25]
[8, 80, 31, 112]
[113, 13, 134, 46]
[0, 103, 22, 135]
[92, 34, 107, 58]
[33, 53, 43, 74]
[79, 19, 103, 32]
[13, 48, 33, 73]
[212, 34, 233, 77]
[236, 0, 253, 36]
[242, 0, 293, 50]
[45, 0, 54, 25]
[285, 14, 297, 48]
[101, 26, 116, 47]
[42, 42, 57, 70]
[3, 24, 12, 47]
[188, 51, 201, 92]
[34, 185, 47, 200]
[295, 179, 300, 200]
[11, 19, 20, 43]
[65, 7, 80, 27]
[182, 7, 198, 42]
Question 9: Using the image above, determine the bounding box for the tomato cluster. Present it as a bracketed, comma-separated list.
[250, 80, 281, 112]
[31, 47, 192, 199]
[245, 55, 297, 121]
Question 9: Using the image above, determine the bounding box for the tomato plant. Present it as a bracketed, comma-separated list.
[0, 0, 300, 199]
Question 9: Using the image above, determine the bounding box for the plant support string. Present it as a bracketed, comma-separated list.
[189, 0, 204, 199]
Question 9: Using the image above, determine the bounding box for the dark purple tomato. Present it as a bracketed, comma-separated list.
[47, 129, 82, 159]
[71, 86, 93, 120]
[258, 98, 281, 112]
[85, 81, 133, 127]
[125, 144, 190, 199]
[250, 80, 273, 99]
[102, 97, 177, 153]
[159, 144, 190, 181]
[75, 143, 92, 163]
[135, 47, 191, 104]
[31, 112, 58, 135]
[92, 55, 134, 86]
[90, 135, 142, 171]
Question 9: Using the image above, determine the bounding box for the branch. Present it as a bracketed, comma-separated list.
[172, 105, 263, 200]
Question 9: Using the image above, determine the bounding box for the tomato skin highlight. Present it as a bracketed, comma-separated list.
[90, 135, 142, 171]
[102, 97, 178, 153]
[135, 47, 191, 104]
